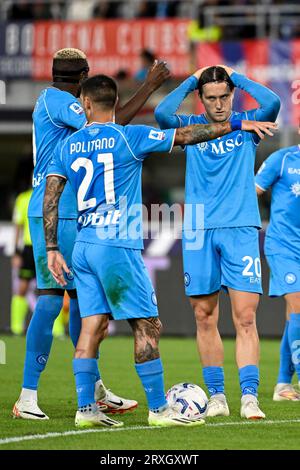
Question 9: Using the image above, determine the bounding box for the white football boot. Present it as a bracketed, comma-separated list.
[273, 383, 300, 401]
[13, 397, 49, 420]
[240, 394, 265, 420]
[206, 394, 230, 417]
[95, 380, 138, 414]
[75, 405, 123, 428]
[148, 406, 205, 427]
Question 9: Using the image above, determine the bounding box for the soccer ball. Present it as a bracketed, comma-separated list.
[166, 382, 208, 419]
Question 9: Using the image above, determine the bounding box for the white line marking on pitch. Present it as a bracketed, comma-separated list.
[1, 419, 300, 446]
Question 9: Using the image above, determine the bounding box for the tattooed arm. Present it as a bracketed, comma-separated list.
[174, 120, 277, 146]
[43, 175, 69, 286]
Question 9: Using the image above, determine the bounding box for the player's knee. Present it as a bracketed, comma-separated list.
[193, 304, 217, 330]
[95, 318, 109, 342]
[234, 306, 256, 330]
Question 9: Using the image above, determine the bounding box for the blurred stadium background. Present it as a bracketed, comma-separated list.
[0, 0, 299, 336]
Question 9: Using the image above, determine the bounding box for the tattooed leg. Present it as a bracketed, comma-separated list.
[128, 317, 162, 364]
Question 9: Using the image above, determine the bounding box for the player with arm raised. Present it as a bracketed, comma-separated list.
[43, 74, 275, 428]
[155, 65, 280, 419]
[13, 48, 170, 421]
[256, 143, 300, 402]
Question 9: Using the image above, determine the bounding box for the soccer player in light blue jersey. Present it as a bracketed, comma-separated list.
[155, 65, 280, 419]
[13, 48, 170, 420]
[256, 144, 300, 402]
[42, 74, 274, 427]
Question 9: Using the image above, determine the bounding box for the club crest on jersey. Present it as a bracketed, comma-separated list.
[151, 292, 158, 306]
[291, 182, 300, 197]
[184, 272, 191, 286]
[149, 129, 166, 141]
[69, 102, 84, 115]
[285, 273, 297, 285]
[197, 142, 208, 152]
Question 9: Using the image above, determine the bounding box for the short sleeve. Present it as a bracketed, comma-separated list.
[255, 150, 285, 191]
[47, 143, 67, 180]
[56, 100, 86, 130]
[45, 90, 86, 130]
[124, 125, 176, 161]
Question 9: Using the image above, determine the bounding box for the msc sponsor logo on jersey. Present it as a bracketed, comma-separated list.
[290, 182, 300, 197]
[288, 168, 300, 175]
[198, 133, 243, 155]
[149, 129, 166, 141]
[69, 102, 84, 115]
[285, 272, 297, 285]
[32, 172, 45, 187]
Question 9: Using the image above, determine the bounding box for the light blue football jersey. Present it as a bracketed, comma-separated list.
[177, 110, 261, 230]
[47, 123, 175, 249]
[255, 145, 300, 257]
[28, 87, 86, 219]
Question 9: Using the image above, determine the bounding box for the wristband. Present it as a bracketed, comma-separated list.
[46, 246, 59, 252]
[230, 119, 242, 131]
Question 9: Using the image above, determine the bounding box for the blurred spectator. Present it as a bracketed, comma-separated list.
[93, 1, 121, 18]
[134, 49, 156, 82]
[156, 1, 181, 18]
[67, 0, 95, 20]
[188, 0, 223, 43]
[32, 1, 53, 20]
[136, 1, 157, 18]
[115, 69, 130, 81]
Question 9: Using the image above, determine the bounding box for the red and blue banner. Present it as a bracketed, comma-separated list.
[0, 19, 299, 126]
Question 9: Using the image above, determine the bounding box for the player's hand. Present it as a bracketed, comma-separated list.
[11, 253, 22, 269]
[193, 67, 210, 80]
[145, 60, 170, 91]
[241, 120, 278, 139]
[217, 64, 235, 76]
[47, 250, 69, 287]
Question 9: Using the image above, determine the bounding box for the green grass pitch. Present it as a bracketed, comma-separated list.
[0, 335, 299, 450]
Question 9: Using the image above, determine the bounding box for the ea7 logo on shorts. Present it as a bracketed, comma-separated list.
[285, 272, 297, 284]
[184, 272, 191, 287]
[149, 129, 166, 141]
[69, 102, 84, 115]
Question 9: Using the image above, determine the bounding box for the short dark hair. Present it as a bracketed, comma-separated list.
[197, 66, 234, 96]
[81, 74, 118, 110]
